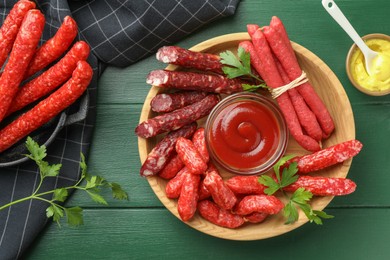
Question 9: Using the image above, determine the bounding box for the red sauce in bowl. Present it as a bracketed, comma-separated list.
[205, 93, 287, 175]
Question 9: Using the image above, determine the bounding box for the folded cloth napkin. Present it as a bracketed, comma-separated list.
[0, 0, 240, 259]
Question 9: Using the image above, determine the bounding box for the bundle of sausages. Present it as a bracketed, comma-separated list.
[0, 1, 93, 153]
[242, 17, 335, 151]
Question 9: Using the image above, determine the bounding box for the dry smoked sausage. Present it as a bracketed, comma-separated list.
[156, 46, 223, 74]
[198, 200, 245, 229]
[150, 91, 207, 113]
[177, 172, 200, 221]
[175, 137, 207, 175]
[191, 127, 209, 163]
[140, 123, 197, 177]
[24, 15, 78, 79]
[226, 175, 266, 195]
[285, 140, 363, 174]
[146, 70, 244, 94]
[283, 176, 356, 196]
[0, 9, 45, 123]
[135, 94, 219, 139]
[235, 195, 284, 215]
[6, 41, 90, 116]
[0, 0, 36, 68]
[203, 167, 237, 210]
[0, 61, 93, 153]
[158, 154, 184, 180]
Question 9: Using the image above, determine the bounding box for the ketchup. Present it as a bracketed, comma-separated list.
[208, 98, 280, 171]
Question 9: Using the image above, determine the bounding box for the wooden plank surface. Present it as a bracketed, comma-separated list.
[25, 208, 390, 259]
[23, 0, 390, 258]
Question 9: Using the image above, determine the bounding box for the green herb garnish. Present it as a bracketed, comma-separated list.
[220, 47, 269, 91]
[0, 137, 128, 227]
[258, 155, 334, 225]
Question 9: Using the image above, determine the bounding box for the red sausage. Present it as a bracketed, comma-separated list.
[283, 176, 356, 196]
[225, 175, 266, 195]
[165, 167, 190, 199]
[24, 15, 78, 79]
[150, 91, 207, 113]
[177, 172, 201, 221]
[246, 24, 260, 36]
[156, 46, 223, 74]
[175, 137, 207, 175]
[263, 20, 335, 136]
[248, 25, 322, 142]
[0, 61, 93, 153]
[243, 212, 268, 224]
[164, 135, 211, 198]
[140, 122, 197, 177]
[198, 178, 211, 200]
[198, 200, 245, 229]
[135, 94, 219, 138]
[286, 140, 363, 174]
[203, 167, 237, 210]
[146, 70, 244, 94]
[158, 153, 184, 180]
[276, 59, 323, 141]
[0, 0, 36, 68]
[198, 163, 218, 201]
[269, 16, 295, 62]
[0, 9, 45, 123]
[192, 127, 209, 163]
[235, 195, 284, 215]
[6, 41, 90, 116]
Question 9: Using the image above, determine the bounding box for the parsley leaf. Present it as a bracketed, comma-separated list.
[43, 163, 62, 177]
[87, 190, 108, 205]
[283, 201, 299, 225]
[273, 154, 296, 182]
[280, 162, 299, 188]
[110, 182, 129, 200]
[46, 204, 64, 226]
[65, 207, 84, 226]
[242, 83, 268, 92]
[26, 136, 46, 162]
[258, 175, 280, 195]
[258, 155, 297, 195]
[291, 187, 312, 204]
[258, 156, 334, 225]
[220, 47, 269, 91]
[80, 153, 88, 179]
[53, 188, 68, 202]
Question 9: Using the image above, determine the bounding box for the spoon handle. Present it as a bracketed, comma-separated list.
[322, 0, 371, 54]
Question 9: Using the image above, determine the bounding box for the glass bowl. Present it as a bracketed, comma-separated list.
[204, 92, 288, 175]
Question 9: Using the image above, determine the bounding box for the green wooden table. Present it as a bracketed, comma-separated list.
[24, 0, 390, 259]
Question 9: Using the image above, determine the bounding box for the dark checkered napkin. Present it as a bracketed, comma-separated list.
[0, 0, 239, 259]
[70, 0, 240, 66]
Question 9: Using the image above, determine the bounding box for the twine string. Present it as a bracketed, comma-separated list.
[270, 71, 308, 99]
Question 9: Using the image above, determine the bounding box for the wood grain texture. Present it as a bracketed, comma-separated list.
[138, 33, 355, 240]
[25, 208, 390, 260]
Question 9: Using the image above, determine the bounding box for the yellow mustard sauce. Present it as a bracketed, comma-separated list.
[350, 38, 390, 92]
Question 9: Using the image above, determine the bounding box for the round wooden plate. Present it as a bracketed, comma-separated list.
[138, 33, 355, 240]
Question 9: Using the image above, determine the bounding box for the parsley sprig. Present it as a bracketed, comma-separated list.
[220, 47, 269, 92]
[0, 137, 128, 227]
[258, 155, 334, 225]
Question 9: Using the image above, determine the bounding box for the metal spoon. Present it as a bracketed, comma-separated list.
[322, 0, 390, 78]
